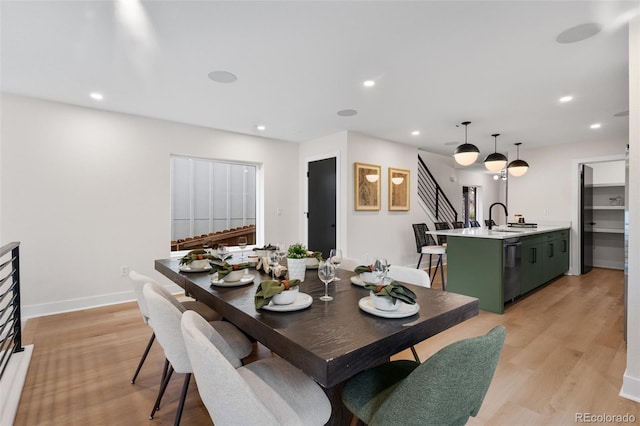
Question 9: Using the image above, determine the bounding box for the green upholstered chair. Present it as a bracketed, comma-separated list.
[342, 325, 506, 426]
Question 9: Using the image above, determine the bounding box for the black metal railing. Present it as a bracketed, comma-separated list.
[0, 242, 23, 381]
[418, 155, 458, 224]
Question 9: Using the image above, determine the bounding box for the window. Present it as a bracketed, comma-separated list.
[462, 186, 477, 226]
[170, 156, 257, 251]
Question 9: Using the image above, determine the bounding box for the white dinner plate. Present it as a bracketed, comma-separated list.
[179, 264, 213, 273]
[210, 273, 254, 287]
[261, 292, 313, 312]
[350, 275, 365, 287]
[358, 297, 420, 318]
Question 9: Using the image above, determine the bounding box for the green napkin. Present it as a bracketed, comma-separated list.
[179, 249, 216, 266]
[255, 279, 301, 309]
[364, 281, 417, 305]
[354, 265, 373, 274]
[210, 261, 249, 278]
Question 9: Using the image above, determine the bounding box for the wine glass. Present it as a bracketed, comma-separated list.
[373, 257, 389, 285]
[216, 243, 228, 261]
[275, 242, 287, 262]
[317, 260, 336, 301]
[329, 249, 343, 281]
[237, 237, 248, 261]
[268, 251, 280, 280]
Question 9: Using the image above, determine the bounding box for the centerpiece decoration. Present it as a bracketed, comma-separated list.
[364, 282, 417, 311]
[255, 279, 301, 309]
[286, 243, 308, 281]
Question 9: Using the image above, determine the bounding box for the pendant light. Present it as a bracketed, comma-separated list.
[484, 133, 508, 171]
[453, 121, 479, 166]
[507, 142, 529, 176]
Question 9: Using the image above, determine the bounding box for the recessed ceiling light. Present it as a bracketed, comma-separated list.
[556, 22, 601, 44]
[256, 125, 266, 131]
[337, 109, 358, 117]
[363, 80, 375, 87]
[590, 123, 601, 129]
[90, 92, 103, 101]
[614, 110, 630, 117]
[208, 70, 237, 83]
[559, 95, 573, 103]
[411, 130, 420, 136]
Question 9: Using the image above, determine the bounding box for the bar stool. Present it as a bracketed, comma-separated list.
[412, 223, 447, 291]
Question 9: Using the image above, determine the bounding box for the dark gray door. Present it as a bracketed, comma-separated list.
[307, 158, 336, 258]
[581, 164, 594, 274]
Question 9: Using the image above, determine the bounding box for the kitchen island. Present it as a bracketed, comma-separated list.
[431, 225, 571, 313]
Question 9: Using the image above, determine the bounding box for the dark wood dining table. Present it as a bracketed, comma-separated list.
[155, 257, 479, 425]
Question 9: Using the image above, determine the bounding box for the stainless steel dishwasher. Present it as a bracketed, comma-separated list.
[503, 237, 521, 302]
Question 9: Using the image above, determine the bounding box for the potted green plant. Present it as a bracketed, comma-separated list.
[286, 243, 308, 281]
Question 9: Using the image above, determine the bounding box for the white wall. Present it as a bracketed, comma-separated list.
[0, 94, 300, 318]
[589, 160, 625, 185]
[507, 140, 627, 224]
[622, 14, 640, 403]
[345, 132, 430, 267]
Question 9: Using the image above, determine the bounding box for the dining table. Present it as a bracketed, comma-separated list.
[155, 257, 479, 425]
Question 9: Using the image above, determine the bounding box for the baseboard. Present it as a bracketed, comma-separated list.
[0, 344, 33, 426]
[21, 283, 183, 321]
[620, 370, 640, 402]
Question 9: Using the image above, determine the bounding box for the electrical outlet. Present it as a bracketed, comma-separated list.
[121, 266, 130, 277]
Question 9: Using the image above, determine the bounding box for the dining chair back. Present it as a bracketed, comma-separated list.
[485, 219, 496, 227]
[128, 270, 222, 385]
[181, 311, 332, 426]
[387, 265, 431, 288]
[433, 221, 451, 245]
[386, 264, 431, 362]
[470, 220, 481, 228]
[451, 221, 465, 229]
[339, 257, 362, 271]
[143, 282, 252, 425]
[342, 325, 507, 426]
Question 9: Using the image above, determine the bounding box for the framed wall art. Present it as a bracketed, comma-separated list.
[354, 162, 381, 210]
[388, 167, 410, 211]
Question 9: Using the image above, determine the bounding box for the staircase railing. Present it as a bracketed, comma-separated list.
[0, 242, 23, 381]
[417, 155, 458, 224]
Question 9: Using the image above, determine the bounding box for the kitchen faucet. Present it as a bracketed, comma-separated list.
[488, 202, 508, 230]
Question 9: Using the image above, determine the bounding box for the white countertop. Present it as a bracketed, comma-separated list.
[428, 224, 571, 240]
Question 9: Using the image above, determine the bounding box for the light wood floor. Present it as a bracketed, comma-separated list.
[15, 268, 638, 425]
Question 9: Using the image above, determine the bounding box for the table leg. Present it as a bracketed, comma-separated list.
[322, 382, 352, 426]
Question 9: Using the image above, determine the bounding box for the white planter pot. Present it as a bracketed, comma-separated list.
[287, 258, 307, 282]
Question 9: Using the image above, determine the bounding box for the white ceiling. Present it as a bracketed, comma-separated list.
[1, 1, 636, 161]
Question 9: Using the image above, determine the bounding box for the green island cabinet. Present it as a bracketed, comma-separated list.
[446, 229, 569, 314]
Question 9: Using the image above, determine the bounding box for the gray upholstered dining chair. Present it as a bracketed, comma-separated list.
[128, 270, 221, 384]
[180, 310, 332, 426]
[143, 282, 253, 425]
[387, 265, 431, 289]
[342, 325, 506, 426]
[386, 265, 430, 362]
[412, 223, 446, 290]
